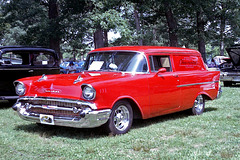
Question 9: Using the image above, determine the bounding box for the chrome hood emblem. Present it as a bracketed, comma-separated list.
[74, 75, 83, 84]
[38, 74, 47, 82]
[44, 89, 61, 93]
[44, 83, 61, 93]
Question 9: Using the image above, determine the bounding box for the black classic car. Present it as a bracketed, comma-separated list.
[0, 46, 59, 103]
[220, 45, 240, 86]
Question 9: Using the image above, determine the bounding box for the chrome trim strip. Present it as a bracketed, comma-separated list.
[17, 97, 97, 110]
[13, 80, 23, 87]
[0, 96, 19, 100]
[177, 81, 219, 88]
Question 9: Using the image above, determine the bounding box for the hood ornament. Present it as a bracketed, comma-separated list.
[38, 74, 47, 82]
[74, 75, 83, 84]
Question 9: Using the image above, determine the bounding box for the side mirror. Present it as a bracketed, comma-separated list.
[157, 68, 167, 74]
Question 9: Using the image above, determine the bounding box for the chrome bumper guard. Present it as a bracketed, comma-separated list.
[13, 97, 111, 128]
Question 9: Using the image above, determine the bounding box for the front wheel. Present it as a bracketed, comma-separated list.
[191, 95, 205, 115]
[104, 100, 133, 135]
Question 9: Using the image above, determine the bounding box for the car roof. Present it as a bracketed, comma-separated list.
[0, 46, 56, 53]
[90, 46, 201, 56]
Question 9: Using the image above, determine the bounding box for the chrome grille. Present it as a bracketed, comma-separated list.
[18, 97, 85, 118]
[29, 107, 79, 117]
[25, 99, 79, 108]
[17, 97, 97, 110]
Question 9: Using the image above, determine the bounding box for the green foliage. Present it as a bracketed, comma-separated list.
[0, 0, 239, 58]
[207, 0, 240, 46]
[1, 0, 50, 46]
[85, 0, 132, 41]
[0, 87, 240, 159]
[0, 6, 10, 44]
[2, 25, 26, 45]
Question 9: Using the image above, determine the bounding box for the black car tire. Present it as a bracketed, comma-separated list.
[104, 100, 133, 135]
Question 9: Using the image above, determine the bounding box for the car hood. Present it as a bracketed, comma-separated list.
[226, 46, 240, 66]
[20, 71, 130, 100]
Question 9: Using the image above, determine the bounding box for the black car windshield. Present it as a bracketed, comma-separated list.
[84, 52, 148, 73]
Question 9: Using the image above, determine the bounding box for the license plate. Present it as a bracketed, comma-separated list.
[40, 114, 54, 125]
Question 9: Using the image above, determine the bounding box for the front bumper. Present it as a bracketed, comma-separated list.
[0, 95, 19, 100]
[12, 97, 111, 128]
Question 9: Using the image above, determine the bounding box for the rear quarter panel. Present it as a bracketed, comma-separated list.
[172, 54, 220, 110]
[177, 70, 220, 110]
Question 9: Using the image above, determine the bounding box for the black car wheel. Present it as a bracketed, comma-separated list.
[104, 100, 133, 135]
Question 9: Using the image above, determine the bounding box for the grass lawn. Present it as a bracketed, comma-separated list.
[0, 86, 239, 160]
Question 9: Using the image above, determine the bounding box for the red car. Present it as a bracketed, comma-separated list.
[13, 46, 221, 135]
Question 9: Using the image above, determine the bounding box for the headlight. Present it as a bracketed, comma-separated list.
[82, 84, 96, 100]
[15, 82, 26, 96]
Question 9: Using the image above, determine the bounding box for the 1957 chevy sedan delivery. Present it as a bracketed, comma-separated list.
[13, 46, 221, 135]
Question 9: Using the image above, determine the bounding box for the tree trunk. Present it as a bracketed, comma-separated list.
[48, 0, 61, 61]
[220, 4, 226, 56]
[152, 27, 157, 45]
[134, 9, 143, 45]
[197, 9, 206, 62]
[103, 29, 108, 47]
[72, 49, 76, 61]
[94, 28, 104, 49]
[94, 28, 109, 49]
[164, 1, 178, 47]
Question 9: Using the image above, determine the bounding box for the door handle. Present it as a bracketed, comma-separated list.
[173, 74, 178, 77]
[28, 70, 34, 73]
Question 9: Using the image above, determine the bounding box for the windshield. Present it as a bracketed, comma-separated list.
[84, 52, 148, 73]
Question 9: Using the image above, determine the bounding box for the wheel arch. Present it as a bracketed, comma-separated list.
[111, 97, 143, 119]
[197, 92, 213, 100]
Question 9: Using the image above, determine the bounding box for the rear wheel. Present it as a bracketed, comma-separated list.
[191, 95, 205, 115]
[104, 100, 133, 135]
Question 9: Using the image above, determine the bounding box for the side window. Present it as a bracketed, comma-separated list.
[1, 52, 23, 65]
[149, 55, 172, 72]
[33, 53, 55, 66]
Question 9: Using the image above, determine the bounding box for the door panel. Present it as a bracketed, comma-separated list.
[149, 72, 180, 117]
[148, 55, 180, 117]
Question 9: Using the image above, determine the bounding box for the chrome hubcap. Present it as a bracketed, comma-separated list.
[113, 105, 130, 131]
[194, 95, 204, 113]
